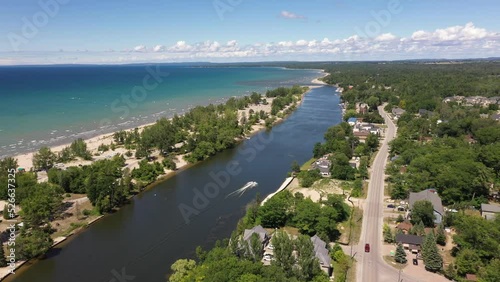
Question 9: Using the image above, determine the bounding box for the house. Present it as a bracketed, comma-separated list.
[243, 225, 270, 247]
[396, 221, 413, 234]
[409, 189, 444, 224]
[481, 203, 500, 220]
[391, 107, 406, 119]
[311, 159, 331, 177]
[347, 117, 357, 126]
[479, 113, 489, 119]
[395, 234, 423, 253]
[418, 109, 434, 117]
[311, 235, 332, 276]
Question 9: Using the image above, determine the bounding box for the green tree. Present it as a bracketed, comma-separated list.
[394, 243, 407, 264]
[293, 198, 321, 235]
[396, 214, 405, 223]
[479, 259, 500, 282]
[169, 259, 196, 282]
[0, 245, 7, 267]
[436, 223, 446, 246]
[291, 160, 301, 173]
[272, 230, 295, 276]
[383, 224, 394, 243]
[444, 263, 457, 281]
[20, 183, 63, 227]
[422, 232, 442, 272]
[294, 235, 321, 281]
[410, 200, 435, 227]
[248, 233, 263, 262]
[17, 228, 53, 260]
[456, 248, 483, 276]
[32, 146, 57, 171]
[410, 220, 425, 236]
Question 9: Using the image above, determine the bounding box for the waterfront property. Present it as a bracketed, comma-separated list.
[243, 225, 271, 248]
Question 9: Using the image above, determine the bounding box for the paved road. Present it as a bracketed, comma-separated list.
[356, 106, 420, 282]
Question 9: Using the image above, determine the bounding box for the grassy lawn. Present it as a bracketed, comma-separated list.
[338, 207, 363, 245]
[383, 255, 407, 270]
[300, 157, 316, 170]
[332, 259, 357, 282]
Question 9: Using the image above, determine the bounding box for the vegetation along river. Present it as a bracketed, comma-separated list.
[9, 85, 341, 282]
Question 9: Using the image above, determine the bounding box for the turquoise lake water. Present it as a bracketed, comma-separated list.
[0, 65, 320, 157]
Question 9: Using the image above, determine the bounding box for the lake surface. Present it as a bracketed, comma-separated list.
[8, 85, 341, 282]
[0, 65, 319, 158]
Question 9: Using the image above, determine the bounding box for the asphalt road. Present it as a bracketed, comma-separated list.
[356, 106, 419, 282]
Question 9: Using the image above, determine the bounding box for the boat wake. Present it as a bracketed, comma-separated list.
[225, 181, 258, 198]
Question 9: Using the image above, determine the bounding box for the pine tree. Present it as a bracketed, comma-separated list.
[423, 232, 442, 272]
[411, 220, 425, 236]
[436, 223, 446, 246]
[383, 224, 394, 243]
[0, 244, 7, 267]
[394, 243, 407, 264]
[444, 263, 457, 280]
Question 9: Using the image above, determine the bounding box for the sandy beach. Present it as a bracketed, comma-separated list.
[11, 78, 327, 175]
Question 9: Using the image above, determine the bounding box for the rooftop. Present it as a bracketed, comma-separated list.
[395, 234, 423, 245]
[409, 189, 444, 215]
[481, 203, 500, 213]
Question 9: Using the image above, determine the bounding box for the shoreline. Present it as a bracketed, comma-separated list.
[0, 75, 328, 281]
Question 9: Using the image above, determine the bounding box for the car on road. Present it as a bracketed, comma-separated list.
[365, 243, 370, 253]
[267, 243, 274, 250]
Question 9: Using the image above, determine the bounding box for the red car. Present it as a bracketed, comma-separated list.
[365, 243, 370, 253]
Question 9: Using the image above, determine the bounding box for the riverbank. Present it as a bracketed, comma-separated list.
[0, 76, 329, 281]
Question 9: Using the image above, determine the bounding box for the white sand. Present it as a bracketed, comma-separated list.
[11, 77, 326, 174]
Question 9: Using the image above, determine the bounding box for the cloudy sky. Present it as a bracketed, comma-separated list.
[0, 0, 499, 65]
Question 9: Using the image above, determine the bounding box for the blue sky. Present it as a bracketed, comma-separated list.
[0, 0, 499, 64]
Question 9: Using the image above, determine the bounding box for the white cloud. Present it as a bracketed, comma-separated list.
[411, 22, 496, 42]
[153, 45, 165, 52]
[2, 23, 498, 64]
[280, 10, 306, 19]
[375, 33, 397, 41]
[133, 45, 147, 52]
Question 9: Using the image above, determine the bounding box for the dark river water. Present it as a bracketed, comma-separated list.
[9, 85, 341, 282]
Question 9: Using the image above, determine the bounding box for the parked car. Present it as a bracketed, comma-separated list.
[365, 243, 370, 253]
[387, 204, 395, 208]
[397, 206, 406, 211]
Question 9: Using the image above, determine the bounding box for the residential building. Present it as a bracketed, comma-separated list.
[310, 235, 332, 276]
[243, 225, 270, 248]
[409, 189, 444, 224]
[395, 234, 423, 253]
[347, 117, 357, 126]
[311, 158, 331, 177]
[481, 203, 500, 220]
[391, 107, 406, 119]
